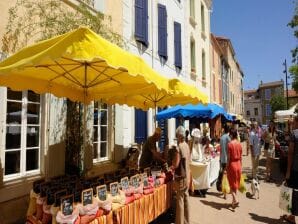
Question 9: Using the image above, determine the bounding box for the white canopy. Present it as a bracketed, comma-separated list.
[274, 103, 297, 122]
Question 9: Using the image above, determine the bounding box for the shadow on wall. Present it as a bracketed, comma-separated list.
[114, 144, 129, 164]
[45, 142, 66, 178]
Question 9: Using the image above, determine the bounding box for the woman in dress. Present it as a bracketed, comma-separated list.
[263, 121, 278, 181]
[227, 129, 242, 208]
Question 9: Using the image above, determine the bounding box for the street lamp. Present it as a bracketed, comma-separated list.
[283, 59, 289, 109]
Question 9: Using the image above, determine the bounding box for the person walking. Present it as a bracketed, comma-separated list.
[244, 127, 250, 156]
[171, 126, 191, 224]
[217, 125, 231, 197]
[227, 129, 242, 208]
[249, 122, 260, 179]
[282, 115, 298, 224]
[262, 121, 278, 181]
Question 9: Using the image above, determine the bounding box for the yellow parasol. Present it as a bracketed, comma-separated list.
[0, 27, 171, 162]
[100, 78, 207, 109]
[0, 27, 170, 103]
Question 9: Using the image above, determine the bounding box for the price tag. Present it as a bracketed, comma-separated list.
[120, 177, 129, 190]
[130, 174, 140, 189]
[110, 182, 119, 197]
[81, 188, 93, 206]
[97, 185, 107, 201]
[143, 177, 149, 187]
[61, 195, 74, 216]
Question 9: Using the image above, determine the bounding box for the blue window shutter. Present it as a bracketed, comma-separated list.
[135, 109, 148, 144]
[174, 22, 182, 68]
[135, 0, 148, 47]
[143, 0, 148, 46]
[158, 4, 167, 59]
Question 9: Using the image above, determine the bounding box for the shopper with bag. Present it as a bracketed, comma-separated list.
[171, 126, 191, 224]
[227, 129, 242, 209]
[282, 115, 298, 224]
[217, 125, 231, 197]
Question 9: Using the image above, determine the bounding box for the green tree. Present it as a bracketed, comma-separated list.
[270, 95, 287, 118]
[1, 0, 123, 176]
[288, 0, 298, 92]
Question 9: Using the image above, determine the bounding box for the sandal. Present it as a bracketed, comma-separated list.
[231, 201, 239, 209]
[282, 214, 296, 224]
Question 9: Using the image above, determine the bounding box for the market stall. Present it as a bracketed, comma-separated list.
[190, 156, 220, 190]
[25, 171, 173, 224]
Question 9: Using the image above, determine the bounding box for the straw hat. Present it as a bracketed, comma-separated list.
[154, 127, 162, 135]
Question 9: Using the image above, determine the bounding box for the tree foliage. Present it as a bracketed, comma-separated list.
[1, 0, 123, 175]
[288, 0, 298, 92]
[2, 0, 123, 54]
[270, 95, 287, 116]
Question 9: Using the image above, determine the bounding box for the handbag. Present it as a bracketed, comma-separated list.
[221, 173, 230, 194]
[279, 182, 293, 213]
[239, 174, 247, 193]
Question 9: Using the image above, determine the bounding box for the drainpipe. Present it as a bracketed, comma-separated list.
[149, 0, 155, 134]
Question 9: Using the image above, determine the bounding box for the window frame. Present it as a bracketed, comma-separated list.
[202, 50, 206, 80]
[266, 104, 271, 116]
[93, 102, 110, 163]
[265, 89, 271, 100]
[190, 39, 196, 71]
[3, 89, 42, 181]
[201, 3, 205, 33]
[254, 108, 258, 116]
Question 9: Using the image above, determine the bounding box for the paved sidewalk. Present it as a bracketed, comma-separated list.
[153, 142, 297, 224]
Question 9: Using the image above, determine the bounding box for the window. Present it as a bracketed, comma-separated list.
[201, 4, 205, 32]
[93, 102, 109, 162]
[190, 0, 195, 18]
[246, 110, 250, 116]
[254, 108, 258, 116]
[158, 4, 167, 59]
[135, 109, 147, 144]
[4, 89, 41, 179]
[190, 39, 196, 72]
[174, 22, 182, 69]
[266, 104, 271, 116]
[135, 0, 148, 47]
[265, 89, 271, 100]
[202, 50, 206, 80]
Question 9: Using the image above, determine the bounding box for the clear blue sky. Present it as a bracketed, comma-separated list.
[211, 0, 297, 90]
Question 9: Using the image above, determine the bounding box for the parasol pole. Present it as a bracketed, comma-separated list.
[154, 101, 157, 128]
[82, 62, 88, 174]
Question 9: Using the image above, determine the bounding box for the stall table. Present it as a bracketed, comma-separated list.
[26, 182, 173, 224]
[190, 156, 220, 190]
[112, 182, 172, 224]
